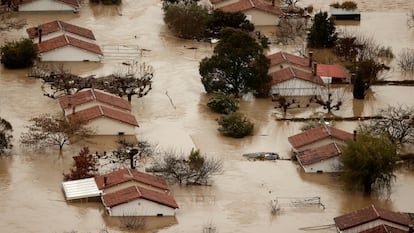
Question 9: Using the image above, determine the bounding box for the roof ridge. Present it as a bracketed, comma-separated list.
[98, 105, 104, 115]
[135, 185, 142, 196]
[323, 124, 331, 135]
[248, 0, 255, 8]
[281, 51, 287, 62]
[64, 34, 70, 44]
[289, 67, 296, 78]
[91, 89, 97, 101]
[372, 205, 380, 218]
[57, 20, 63, 30]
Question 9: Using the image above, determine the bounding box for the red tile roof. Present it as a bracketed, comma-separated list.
[37, 34, 103, 55]
[334, 205, 411, 231]
[288, 125, 353, 149]
[27, 20, 95, 40]
[296, 142, 342, 165]
[59, 89, 131, 111]
[270, 67, 325, 86]
[316, 64, 346, 79]
[102, 185, 179, 209]
[95, 168, 169, 191]
[67, 105, 139, 127]
[220, 0, 283, 16]
[267, 51, 310, 68]
[12, 0, 80, 8]
[359, 224, 409, 233]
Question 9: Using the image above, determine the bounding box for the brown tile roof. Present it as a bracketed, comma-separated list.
[220, 0, 283, 16]
[67, 105, 139, 127]
[59, 89, 131, 111]
[37, 34, 103, 55]
[270, 67, 325, 86]
[102, 185, 179, 209]
[267, 51, 310, 68]
[317, 64, 346, 79]
[95, 168, 169, 191]
[27, 20, 95, 40]
[296, 142, 342, 166]
[12, 0, 80, 8]
[359, 224, 409, 233]
[288, 125, 353, 149]
[334, 205, 411, 231]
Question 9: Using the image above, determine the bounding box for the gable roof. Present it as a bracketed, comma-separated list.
[59, 89, 131, 111]
[270, 67, 325, 86]
[12, 0, 80, 8]
[334, 205, 411, 231]
[27, 20, 95, 40]
[102, 185, 179, 209]
[67, 105, 139, 127]
[95, 168, 169, 191]
[359, 224, 409, 233]
[220, 0, 283, 16]
[37, 34, 103, 55]
[316, 64, 346, 79]
[267, 51, 310, 68]
[288, 125, 353, 149]
[296, 142, 342, 166]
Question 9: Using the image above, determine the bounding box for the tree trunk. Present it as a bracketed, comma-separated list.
[59, 144, 64, 151]
[127, 94, 132, 102]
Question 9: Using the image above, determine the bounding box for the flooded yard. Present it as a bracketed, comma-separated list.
[1, 0, 414, 232]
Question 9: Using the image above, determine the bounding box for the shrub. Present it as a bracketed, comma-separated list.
[1, 38, 37, 69]
[217, 112, 254, 138]
[330, 1, 357, 9]
[207, 91, 239, 114]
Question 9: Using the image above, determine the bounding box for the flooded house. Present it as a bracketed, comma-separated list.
[330, 6, 361, 21]
[9, 0, 80, 12]
[333, 205, 413, 233]
[267, 51, 313, 74]
[316, 64, 347, 84]
[296, 142, 343, 173]
[219, 0, 283, 26]
[59, 89, 139, 135]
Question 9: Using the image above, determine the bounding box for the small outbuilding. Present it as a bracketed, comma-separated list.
[10, 0, 80, 12]
[62, 178, 102, 201]
[101, 185, 179, 217]
[296, 142, 342, 173]
[330, 7, 361, 21]
[316, 64, 347, 84]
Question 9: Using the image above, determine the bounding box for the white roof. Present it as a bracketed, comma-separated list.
[62, 178, 102, 200]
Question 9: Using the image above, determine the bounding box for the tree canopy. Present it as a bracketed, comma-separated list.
[207, 91, 239, 114]
[199, 28, 271, 97]
[63, 147, 97, 181]
[341, 131, 398, 194]
[0, 117, 13, 154]
[217, 112, 254, 138]
[1, 38, 37, 69]
[307, 11, 337, 48]
[206, 10, 254, 38]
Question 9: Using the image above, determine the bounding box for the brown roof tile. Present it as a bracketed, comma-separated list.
[102, 185, 179, 209]
[288, 125, 353, 149]
[334, 205, 411, 231]
[270, 67, 325, 86]
[67, 105, 139, 127]
[95, 168, 169, 191]
[27, 20, 95, 40]
[12, 0, 80, 8]
[267, 51, 310, 68]
[359, 224, 409, 233]
[317, 64, 346, 79]
[37, 34, 103, 55]
[220, 0, 283, 16]
[59, 89, 131, 111]
[296, 142, 342, 165]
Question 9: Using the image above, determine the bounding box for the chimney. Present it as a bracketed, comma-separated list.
[353, 130, 357, 141]
[271, 0, 274, 6]
[103, 176, 107, 186]
[313, 63, 317, 75]
[308, 51, 313, 67]
[37, 27, 42, 43]
[409, 225, 413, 233]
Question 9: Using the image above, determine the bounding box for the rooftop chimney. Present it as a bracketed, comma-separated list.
[103, 176, 107, 186]
[409, 225, 413, 233]
[308, 51, 313, 67]
[313, 63, 317, 75]
[37, 27, 42, 43]
[271, 0, 275, 6]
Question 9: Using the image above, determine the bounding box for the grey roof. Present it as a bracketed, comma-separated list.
[62, 178, 102, 200]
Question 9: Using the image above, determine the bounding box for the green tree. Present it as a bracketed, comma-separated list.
[199, 28, 271, 97]
[217, 112, 254, 138]
[207, 91, 239, 114]
[206, 10, 254, 38]
[163, 2, 209, 39]
[341, 131, 398, 194]
[1, 38, 37, 69]
[0, 117, 13, 154]
[353, 72, 365, 99]
[307, 11, 337, 48]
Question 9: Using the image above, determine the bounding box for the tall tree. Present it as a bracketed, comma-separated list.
[341, 131, 398, 194]
[0, 38, 37, 69]
[307, 11, 337, 48]
[20, 114, 92, 151]
[0, 117, 13, 154]
[63, 147, 97, 181]
[199, 28, 271, 97]
[353, 72, 365, 99]
[206, 10, 254, 38]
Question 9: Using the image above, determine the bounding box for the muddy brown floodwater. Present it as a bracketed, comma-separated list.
[1, 0, 414, 232]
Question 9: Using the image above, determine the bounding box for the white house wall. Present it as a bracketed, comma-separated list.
[302, 156, 341, 173]
[40, 46, 101, 62]
[271, 78, 321, 96]
[102, 181, 168, 194]
[245, 9, 280, 26]
[34, 32, 95, 44]
[268, 63, 312, 74]
[83, 117, 137, 135]
[108, 198, 176, 216]
[18, 0, 77, 12]
[293, 138, 348, 152]
[64, 101, 129, 116]
[340, 219, 409, 233]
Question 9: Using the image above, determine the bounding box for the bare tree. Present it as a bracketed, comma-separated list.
[272, 95, 312, 114]
[20, 114, 92, 151]
[0, 117, 13, 154]
[63, 147, 98, 181]
[367, 105, 414, 145]
[398, 49, 414, 72]
[408, 10, 414, 28]
[0, 14, 26, 32]
[119, 216, 146, 230]
[275, 16, 308, 45]
[311, 86, 345, 113]
[280, 0, 302, 10]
